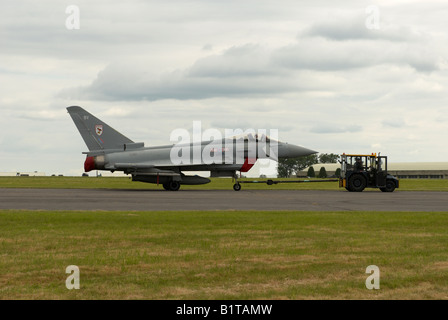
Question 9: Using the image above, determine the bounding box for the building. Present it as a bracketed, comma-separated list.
[388, 163, 448, 179]
[298, 163, 448, 179]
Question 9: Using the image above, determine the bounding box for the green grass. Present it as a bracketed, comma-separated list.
[0, 210, 447, 299]
[398, 179, 448, 191]
[1, 176, 446, 299]
[1, 176, 448, 191]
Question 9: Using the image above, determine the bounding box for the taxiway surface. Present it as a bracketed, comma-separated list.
[0, 188, 447, 211]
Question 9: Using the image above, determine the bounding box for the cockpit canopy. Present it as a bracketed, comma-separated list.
[226, 132, 278, 143]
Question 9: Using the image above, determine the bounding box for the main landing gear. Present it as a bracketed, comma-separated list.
[163, 181, 180, 191]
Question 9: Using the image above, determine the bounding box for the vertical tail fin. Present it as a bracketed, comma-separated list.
[67, 106, 134, 151]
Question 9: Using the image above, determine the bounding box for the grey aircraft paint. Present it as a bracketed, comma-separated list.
[67, 106, 317, 190]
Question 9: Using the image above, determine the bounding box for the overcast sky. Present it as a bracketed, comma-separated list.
[1, 0, 447, 176]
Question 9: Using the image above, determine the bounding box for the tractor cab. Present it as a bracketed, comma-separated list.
[339, 153, 399, 192]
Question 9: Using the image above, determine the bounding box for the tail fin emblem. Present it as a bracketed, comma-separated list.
[95, 125, 103, 136]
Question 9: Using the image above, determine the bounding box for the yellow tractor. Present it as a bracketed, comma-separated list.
[339, 153, 399, 192]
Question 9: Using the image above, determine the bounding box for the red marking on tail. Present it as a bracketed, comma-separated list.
[240, 157, 257, 172]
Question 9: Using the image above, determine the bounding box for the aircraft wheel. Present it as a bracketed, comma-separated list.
[233, 183, 241, 191]
[168, 181, 181, 191]
[348, 174, 366, 192]
[162, 183, 170, 191]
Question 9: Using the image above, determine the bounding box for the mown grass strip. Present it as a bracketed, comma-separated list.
[0, 210, 447, 299]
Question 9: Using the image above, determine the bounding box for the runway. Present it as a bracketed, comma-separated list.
[0, 188, 447, 211]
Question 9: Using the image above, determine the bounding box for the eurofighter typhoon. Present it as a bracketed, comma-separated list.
[67, 106, 317, 191]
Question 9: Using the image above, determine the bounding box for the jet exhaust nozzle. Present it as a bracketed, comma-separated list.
[84, 155, 105, 172]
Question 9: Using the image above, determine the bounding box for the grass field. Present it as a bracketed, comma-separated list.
[1, 177, 447, 299]
[1, 176, 448, 191]
[0, 210, 447, 299]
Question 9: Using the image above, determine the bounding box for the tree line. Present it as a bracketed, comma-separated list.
[277, 153, 340, 178]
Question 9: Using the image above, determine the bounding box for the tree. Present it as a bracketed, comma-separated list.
[318, 167, 327, 178]
[319, 153, 339, 163]
[335, 168, 341, 178]
[277, 155, 318, 178]
[297, 154, 319, 172]
[277, 158, 298, 178]
[307, 166, 315, 178]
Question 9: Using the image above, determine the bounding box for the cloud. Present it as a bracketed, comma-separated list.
[188, 44, 273, 78]
[58, 45, 300, 101]
[301, 15, 423, 43]
[273, 37, 441, 72]
[2, 0, 448, 176]
[310, 124, 363, 134]
[382, 119, 407, 128]
[16, 110, 62, 121]
[59, 15, 443, 103]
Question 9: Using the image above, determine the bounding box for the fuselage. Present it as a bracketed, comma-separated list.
[84, 136, 316, 175]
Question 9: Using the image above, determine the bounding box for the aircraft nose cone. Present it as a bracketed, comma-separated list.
[287, 144, 318, 158]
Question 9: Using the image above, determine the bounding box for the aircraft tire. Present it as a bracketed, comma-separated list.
[168, 181, 181, 191]
[233, 183, 241, 191]
[162, 183, 170, 191]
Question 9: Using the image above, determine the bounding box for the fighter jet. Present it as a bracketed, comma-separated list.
[67, 106, 317, 191]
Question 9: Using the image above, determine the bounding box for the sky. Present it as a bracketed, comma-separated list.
[1, 0, 447, 177]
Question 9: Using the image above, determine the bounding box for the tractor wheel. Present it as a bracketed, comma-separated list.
[380, 180, 396, 193]
[348, 174, 367, 192]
